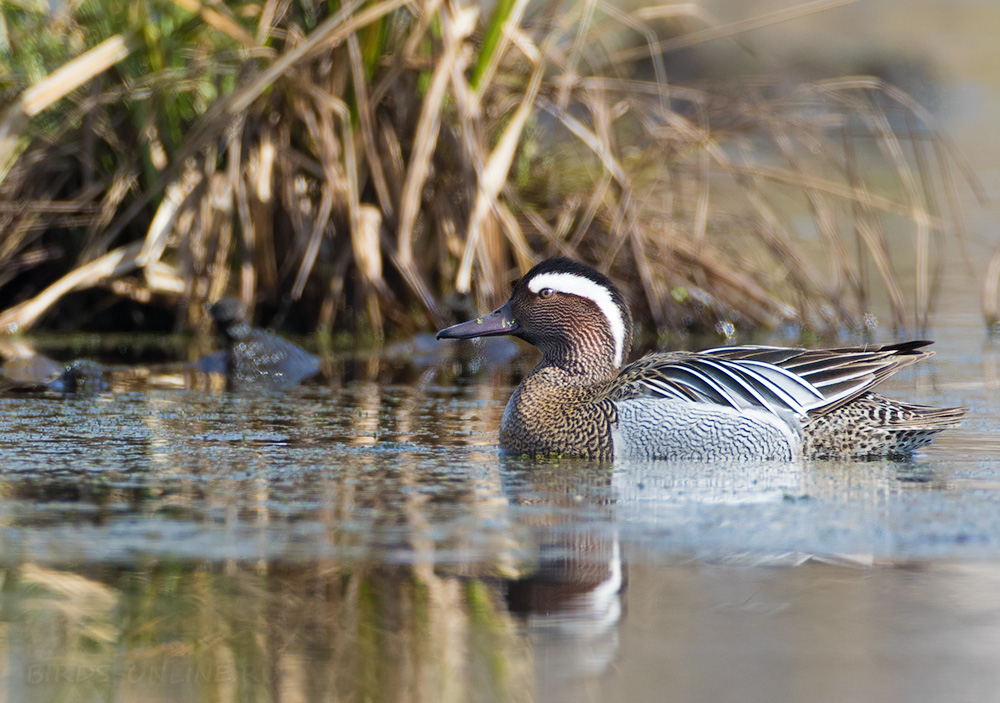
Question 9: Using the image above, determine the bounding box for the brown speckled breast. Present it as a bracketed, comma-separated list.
[499, 367, 618, 460]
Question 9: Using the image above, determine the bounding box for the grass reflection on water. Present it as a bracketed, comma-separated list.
[3, 559, 535, 703]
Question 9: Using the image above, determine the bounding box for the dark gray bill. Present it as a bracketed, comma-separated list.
[436, 301, 518, 340]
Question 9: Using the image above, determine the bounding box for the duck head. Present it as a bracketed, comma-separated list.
[437, 258, 633, 376]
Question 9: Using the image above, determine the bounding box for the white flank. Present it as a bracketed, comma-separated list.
[527, 272, 627, 367]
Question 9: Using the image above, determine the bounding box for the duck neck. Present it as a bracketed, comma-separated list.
[535, 343, 619, 386]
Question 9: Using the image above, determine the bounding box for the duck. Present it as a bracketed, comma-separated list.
[436, 257, 966, 461]
[202, 298, 320, 390]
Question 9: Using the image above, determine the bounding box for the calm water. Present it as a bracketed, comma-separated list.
[4, 0, 1000, 697]
[0, 307, 995, 703]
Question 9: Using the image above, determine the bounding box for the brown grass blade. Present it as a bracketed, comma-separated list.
[347, 32, 394, 218]
[455, 60, 542, 294]
[397, 5, 478, 270]
[136, 168, 204, 268]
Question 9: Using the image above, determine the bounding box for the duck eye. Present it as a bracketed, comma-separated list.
[538, 288, 555, 299]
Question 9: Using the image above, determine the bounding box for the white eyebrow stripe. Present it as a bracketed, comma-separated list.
[527, 271, 627, 367]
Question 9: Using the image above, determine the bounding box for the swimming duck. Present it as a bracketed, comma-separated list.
[436, 258, 965, 461]
[205, 298, 320, 390]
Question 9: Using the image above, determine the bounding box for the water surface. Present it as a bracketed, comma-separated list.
[0, 308, 995, 703]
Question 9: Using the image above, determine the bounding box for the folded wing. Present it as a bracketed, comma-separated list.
[613, 341, 933, 420]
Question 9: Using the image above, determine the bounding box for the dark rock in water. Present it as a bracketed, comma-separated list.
[0, 354, 105, 392]
[204, 298, 320, 390]
[59, 359, 107, 392]
[383, 332, 452, 366]
[1, 354, 63, 388]
[436, 292, 522, 374]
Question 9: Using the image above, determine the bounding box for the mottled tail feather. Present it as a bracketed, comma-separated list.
[881, 401, 968, 429]
[803, 392, 967, 458]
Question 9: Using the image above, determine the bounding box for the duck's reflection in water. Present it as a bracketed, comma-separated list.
[500, 457, 625, 686]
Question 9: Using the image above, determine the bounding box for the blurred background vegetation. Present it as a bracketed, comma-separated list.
[0, 0, 985, 344]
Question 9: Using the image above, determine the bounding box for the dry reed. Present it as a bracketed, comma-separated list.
[0, 0, 981, 340]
